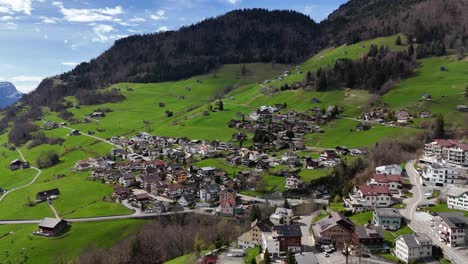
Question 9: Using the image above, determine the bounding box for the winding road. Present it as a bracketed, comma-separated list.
[0, 149, 42, 202]
[404, 160, 468, 264]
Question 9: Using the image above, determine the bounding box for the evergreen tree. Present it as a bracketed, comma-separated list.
[408, 44, 414, 57]
[218, 100, 224, 111]
[215, 233, 223, 249]
[285, 250, 297, 264]
[283, 198, 290, 209]
[264, 249, 271, 264]
[432, 114, 445, 139]
[250, 205, 261, 222]
[395, 35, 402, 45]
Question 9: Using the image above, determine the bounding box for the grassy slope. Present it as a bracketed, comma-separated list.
[0, 219, 144, 264]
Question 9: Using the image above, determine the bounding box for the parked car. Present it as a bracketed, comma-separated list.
[322, 252, 330, 257]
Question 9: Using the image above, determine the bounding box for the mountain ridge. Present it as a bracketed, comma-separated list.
[0, 82, 22, 108]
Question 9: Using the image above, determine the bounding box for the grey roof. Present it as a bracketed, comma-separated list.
[447, 187, 468, 198]
[38, 218, 64, 229]
[254, 218, 274, 232]
[399, 233, 431, 248]
[374, 208, 402, 219]
[273, 224, 302, 237]
[354, 225, 384, 239]
[438, 212, 468, 229]
[315, 211, 355, 233]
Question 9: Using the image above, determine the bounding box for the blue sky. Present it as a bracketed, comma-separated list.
[0, 0, 347, 93]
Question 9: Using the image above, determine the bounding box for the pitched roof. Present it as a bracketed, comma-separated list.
[354, 225, 384, 239]
[372, 174, 402, 183]
[438, 212, 468, 229]
[399, 233, 431, 248]
[315, 211, 355, 233]
[358, 184, 390, 196]
[254, 218, 274, 232]
[38, 218, 65, 229]
[447, 187, 468, 198]
[273, 224, 302, 237]
[433, 139, 468, 151]
[374, 208, 402, 218]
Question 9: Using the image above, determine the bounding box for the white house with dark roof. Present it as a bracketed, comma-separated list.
[395, 233, 432, 263]
[447, 187, 468, 211]
[375, 164, 402, 175]
[373, 208, 402, 231]
[422, 163, 466, 187]
[433, 212, 468, 247]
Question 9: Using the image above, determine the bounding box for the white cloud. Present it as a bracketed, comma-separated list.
[0, 0, 32, 15]
[150, 10, 167, 20]
[129, 17, 145, 22]
[12, 75, 43, 82]
[6, 21, 17, 29]
[91, 24, 127, 43]
[304, 4, 318, 15]
[226, 0, 240, 4]
[157, 26, 169, 32]
[54, 2, 124, 23]
[62, 62, 78, 66]
[40, 15, 59, 24]
[0, 15, 13, 21]
[63, 39, 68, 44]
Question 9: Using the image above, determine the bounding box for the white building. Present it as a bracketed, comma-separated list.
[433, 212, 468, 247]
[423, 139, 468, 167]
[346, 185, 392, 211]
[375, 164, 402, 175]
[422, 164, 466, 187]
[368, 174, 402, 193]
[447, 187, 468, 211]
[270, 208, 294, 225]
[395, 233, 432, 263]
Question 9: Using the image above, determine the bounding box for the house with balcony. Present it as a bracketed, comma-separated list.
[422, 163, 466, 187]
[422, 139, 468, 167]
[395, 233, 432, 263]
[447, 187, 468, 211]
[433, 212, 468, 247]
[238, 218, 274, 249]
[345, 185, 393, 212]
[373, 208, 402, 231]
[312, 212, 355, 246]
[368, 174, 402, 193]
[262, 225, 302, 259]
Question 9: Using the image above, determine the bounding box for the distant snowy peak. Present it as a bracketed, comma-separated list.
[0, 82, 23, 108]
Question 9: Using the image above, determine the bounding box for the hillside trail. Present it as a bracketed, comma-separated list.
[0, 149, 42, 202]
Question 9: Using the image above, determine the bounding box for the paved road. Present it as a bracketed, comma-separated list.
[48, 201, 60, 218]
[62, 126, 124, 150]
[0, 208, 211, 225]
[0, 149, 42, 202]
[405, 160, 468, 264]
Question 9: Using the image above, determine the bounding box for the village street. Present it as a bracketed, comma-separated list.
[405, 160, 468, 264]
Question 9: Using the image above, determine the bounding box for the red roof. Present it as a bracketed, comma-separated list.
[220, 198, 236, 208]
[373, 174, 402, 183]
[359, 184, 390, 196]
[433, 139, 468, 150]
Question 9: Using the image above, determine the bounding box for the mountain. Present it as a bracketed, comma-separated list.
[19, 1, 468, 110]
[321, 0, 468, 47]
[0, 82, 22, 108]
[22, 9, 319, 109]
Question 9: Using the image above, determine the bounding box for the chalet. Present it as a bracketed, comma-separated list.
[352, 225, 385, 253]
[346, 185, 392, 212]
[396, 110, 411, 124]
[36, 188, 60, 202]
[119, 173, 135, 187]
[90, 112, 106, 118]
[356, 122, 371, 131]
[419, 110, 431, 118]
[305, 158, 320, 169]
[312, 212, 355, 245]
[69, 129, 80, 136]
[457, 105, 468, 112]
[421, 92, 432, 101]
[178, 194, 196, 207]
[238, 218, 274, 249]
[335, 146, 349, 155]
[148, 201, 166, 214]
[165, 183, 184, 199]
[8, 159, 30, 171]
[219, 196, 236, 216]
[34, 218, 69, 237]
[43, 121, 58, 130]
[112, 186, 131, 200]
[320, 150, 337, 161]
[232, 132, 247, 142]
[447, 187, 468, 211]
[285, 175, 303, 190]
